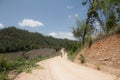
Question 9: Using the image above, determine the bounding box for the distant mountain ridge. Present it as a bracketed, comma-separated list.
[0, 27, 76, 53]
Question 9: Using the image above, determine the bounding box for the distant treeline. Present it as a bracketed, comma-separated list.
[0, 27, 78, 53]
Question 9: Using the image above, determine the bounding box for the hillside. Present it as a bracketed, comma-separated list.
[0, 27, 78, 80]
[0, 27, 77, 53]
[74, 33, 120, 76]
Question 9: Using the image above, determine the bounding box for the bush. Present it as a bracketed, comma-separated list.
[0, 55, 40, 80]
[67, 51, 74, 61]
[79, 54, 85, 63]
[0, 72, 9, 80]
[0, 56, 12, 80]
[0, 57, 13, 72]
[0, 51, 59, 80]
[95, 64, 101, 70]
[85, 36, 92, 48]
[66, 42, 82, 61]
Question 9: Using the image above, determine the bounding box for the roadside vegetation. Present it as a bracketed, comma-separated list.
[66, 42, 82, 61]
[0, 0, 120, 79]
[95, 64, 101, 70]
[79, 54, 85, 63]
[0, 27, 78, 80]
[0, 51, 59, 80]
[67, 0, 120, 62]
[0, 54, 38, 80]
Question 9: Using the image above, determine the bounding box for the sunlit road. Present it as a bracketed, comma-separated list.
[15, 49, 117, 80]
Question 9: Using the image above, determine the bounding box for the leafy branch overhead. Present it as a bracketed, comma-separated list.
[83, 0, 120, 32]
[72, 0, 120, 45]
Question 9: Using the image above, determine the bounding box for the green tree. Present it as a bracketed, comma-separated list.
[72, 20, 91, 45]
[82, 0, 120, 33]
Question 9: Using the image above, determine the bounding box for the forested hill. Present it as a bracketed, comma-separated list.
[0, 27, 77, 53]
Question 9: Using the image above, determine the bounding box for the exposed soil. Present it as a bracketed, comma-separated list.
[0, 48, 57, 60]
[74, 34, 120, 76]
[25, 48, 57, 59]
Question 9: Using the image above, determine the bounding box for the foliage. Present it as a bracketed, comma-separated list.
[72, 21, 86, 45]
[0, 26, 78, 80]
[79, 54, 85, 63]
[82, 0, 120, 33]
[0, 53, 56, 80]
[0, 56, 15, 72]
[72, 20, 92, 46]
[95, 64, 101, 70]
[67, 51, 76, 61]
[72, 0, 120, 50]
[67, 43, 81, 61]
[0, 71, 9, 80]
[0, 54, 43, 80]
[0, 27, 77, 53]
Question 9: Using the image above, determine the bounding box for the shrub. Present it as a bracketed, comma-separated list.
[79, 54, 85, 63]
[67, 51, 74, 61]
[67, 47, 81, 61]
[0, 72, 9, 80]
[95, 64, 101, 70]
[0, 55, 40, 80]
[0, 57, 12, 72]
[85, 36, 92, 48]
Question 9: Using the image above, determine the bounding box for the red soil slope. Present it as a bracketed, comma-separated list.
[74, 34, 120, 76]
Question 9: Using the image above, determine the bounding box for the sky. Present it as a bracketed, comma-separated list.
[0, 0, 89, 40]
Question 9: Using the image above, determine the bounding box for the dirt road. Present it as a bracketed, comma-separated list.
[15, 50, 118, 80]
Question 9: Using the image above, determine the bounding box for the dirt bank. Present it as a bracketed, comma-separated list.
[74, 34, 120, 76]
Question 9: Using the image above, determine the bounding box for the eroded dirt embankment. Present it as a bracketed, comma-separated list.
[74, 34, 120, 76]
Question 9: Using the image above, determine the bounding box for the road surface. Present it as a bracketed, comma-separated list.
[15, 49, 118, 80]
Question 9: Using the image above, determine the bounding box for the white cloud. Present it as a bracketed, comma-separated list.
[66, 6, 73, 9]
[49, 32, 57, 36]
[94, 21, 101, 30]
[0, 23, 4, 28]
[18, 19, 44, 27]
[68, 15, 72, 19]
[48, 32, 76, 40]
[74, 13, 79, 17]
[94, 21, 100, 27]
[68, 13, 79, 19]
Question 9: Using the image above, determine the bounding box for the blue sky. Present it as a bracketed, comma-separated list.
[0, 0, 89, 40]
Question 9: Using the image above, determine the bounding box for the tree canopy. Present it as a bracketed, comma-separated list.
[83, 0, 120, 33]
[0, 27, 77, 53]
[73, 0, 120, 45]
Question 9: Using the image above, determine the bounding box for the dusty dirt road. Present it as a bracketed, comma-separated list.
[15, 50, 118, 80]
